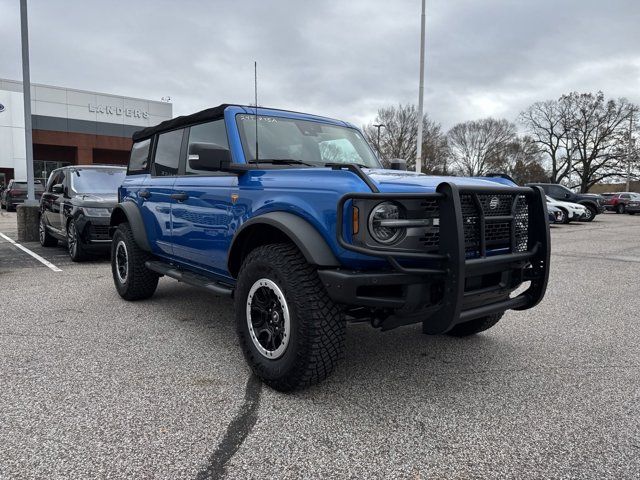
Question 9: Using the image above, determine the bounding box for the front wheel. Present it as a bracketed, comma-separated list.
[616, 204, 625, 214]
[582, 205, 596, 222]
[67, 219, 88, 261]
[447, 313, 503, 337]
[235, 243, 345, 391]
[111, 223, 159, 300]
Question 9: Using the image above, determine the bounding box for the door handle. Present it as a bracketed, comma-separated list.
[139, 189, 151, 199]
[170, 192, 189, 202]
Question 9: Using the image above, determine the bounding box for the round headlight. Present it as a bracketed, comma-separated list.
[368, 201, 405, 245]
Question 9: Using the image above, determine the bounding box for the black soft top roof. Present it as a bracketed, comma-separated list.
[132, 104, 230, 142]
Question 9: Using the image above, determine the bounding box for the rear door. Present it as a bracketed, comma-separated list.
[138, 129, 185, 256]
[170, 118, 237, 277]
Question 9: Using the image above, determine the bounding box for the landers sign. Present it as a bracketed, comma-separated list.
[88, 103, 149, 119]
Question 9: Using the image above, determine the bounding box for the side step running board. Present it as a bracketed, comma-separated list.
[145, 260, 233, 296]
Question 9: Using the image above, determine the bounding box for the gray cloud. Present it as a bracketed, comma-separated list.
[1, 0, 638, 130]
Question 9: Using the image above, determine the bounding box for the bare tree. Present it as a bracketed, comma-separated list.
[562, 92, 637, 192]
[521, 92, 639, 191]
[447, 118, 516, 176]
[363, 104, 449, 174]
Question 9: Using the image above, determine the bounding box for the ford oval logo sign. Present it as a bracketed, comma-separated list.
[0, 103, 5, 113]
[489, 197, 500, 210]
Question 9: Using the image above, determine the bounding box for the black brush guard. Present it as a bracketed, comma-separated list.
[332, 182, 550, 334]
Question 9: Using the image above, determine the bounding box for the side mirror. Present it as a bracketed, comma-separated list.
[388, 158, 407, 171]
[52, 184, 63, 194]
[188, 142, 231, 171]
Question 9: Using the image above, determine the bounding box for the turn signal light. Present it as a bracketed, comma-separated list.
[352, 206, 359, 235]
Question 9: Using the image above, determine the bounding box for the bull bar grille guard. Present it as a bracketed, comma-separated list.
[336, 182, 550, 333]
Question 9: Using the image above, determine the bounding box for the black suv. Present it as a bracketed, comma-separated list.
[526, 183, 605, 221]
[39, 165, 126, 261]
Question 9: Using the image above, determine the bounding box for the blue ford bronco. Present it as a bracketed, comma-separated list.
[109, 104, 550, 391]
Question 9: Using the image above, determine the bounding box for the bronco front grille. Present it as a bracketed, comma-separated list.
[418, 193, 529, 256]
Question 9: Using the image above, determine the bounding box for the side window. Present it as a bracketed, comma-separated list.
[620, 194, 630, 199]
[548, 185, 564, 197]
[129, 139, 151, 174]
[153, 129, 184, 176]
[186, 120, 230, 175]
[46, 171, 59, 192]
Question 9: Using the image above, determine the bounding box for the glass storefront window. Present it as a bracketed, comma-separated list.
[35, 160, 72, 184]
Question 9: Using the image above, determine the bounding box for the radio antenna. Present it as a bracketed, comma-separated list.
[254, 61, 259, 165]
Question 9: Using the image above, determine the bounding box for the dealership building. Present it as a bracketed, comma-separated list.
[0, 78, 172, 186]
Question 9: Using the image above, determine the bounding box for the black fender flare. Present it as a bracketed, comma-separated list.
[228, 211, 340, 276]
[578, 200, 598, 211]
[109, 202, 152, 252]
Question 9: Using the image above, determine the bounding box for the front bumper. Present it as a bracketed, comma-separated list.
[76, 215, 112, 249]
[322, 182, 550, 333]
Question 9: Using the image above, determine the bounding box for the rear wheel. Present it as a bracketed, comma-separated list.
[235, 243, 345, 391]
[39, 215, 58, 247]
[447, 313, 503, 337]
[554, 209, 566, 224]
[111, 223, 159, 300]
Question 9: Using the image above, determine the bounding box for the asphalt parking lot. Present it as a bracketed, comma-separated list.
[1, 211, 639, 479]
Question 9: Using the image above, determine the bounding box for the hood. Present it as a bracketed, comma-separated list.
[363, 169, 517, 193]
[73, 193, 118, 208]
[550, 199, 585, 210]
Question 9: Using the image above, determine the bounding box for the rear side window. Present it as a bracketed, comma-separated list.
[153, 129, 184, 176]
[129, 139, 151, 174]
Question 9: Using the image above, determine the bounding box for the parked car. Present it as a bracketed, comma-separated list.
[602, 192, 640, 214]
[545, 196, 587, 224]
[0, 179, 44, 211]
[39, 165, 126, 261]
[527, 183, 605, 221]
[547, 205, 565, 224]
[108, 104, 550, 391]
[627, 199, 640, 215]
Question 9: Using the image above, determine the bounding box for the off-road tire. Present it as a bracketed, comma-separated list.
[235, 243, 345, 391]
[111, 222, 159, 300]
[67, 219, 89, 262]
[447, 312, 503, 337]
[39, 214, 58, 247]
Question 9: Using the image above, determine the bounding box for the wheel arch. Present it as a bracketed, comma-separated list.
[109, 202, 152, 252]
[228, 212, 340, 278]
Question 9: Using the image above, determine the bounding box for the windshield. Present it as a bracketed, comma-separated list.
[236, 114, 380, 168]
[70, 168, 126, 194]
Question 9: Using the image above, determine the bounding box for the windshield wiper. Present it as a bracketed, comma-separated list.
[255, 158, 316, 167]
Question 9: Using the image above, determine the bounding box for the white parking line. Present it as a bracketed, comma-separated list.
[0, 232, 62, 272]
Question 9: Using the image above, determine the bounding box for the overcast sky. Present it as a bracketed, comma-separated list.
[1, 0, 639, 130]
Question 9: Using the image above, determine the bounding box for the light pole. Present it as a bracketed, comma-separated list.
[20, 0, 36, 206]
[627, 108, 635, 192]
[373, 123, 385, 155]
[415, 0, 426, 173]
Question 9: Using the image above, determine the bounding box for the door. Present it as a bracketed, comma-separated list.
[44, 169, 66, 232]
[138, 129, 185, 256]
[170, 118, 237, 277]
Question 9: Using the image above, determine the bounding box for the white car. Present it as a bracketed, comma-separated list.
[546, 196, 587, 224]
